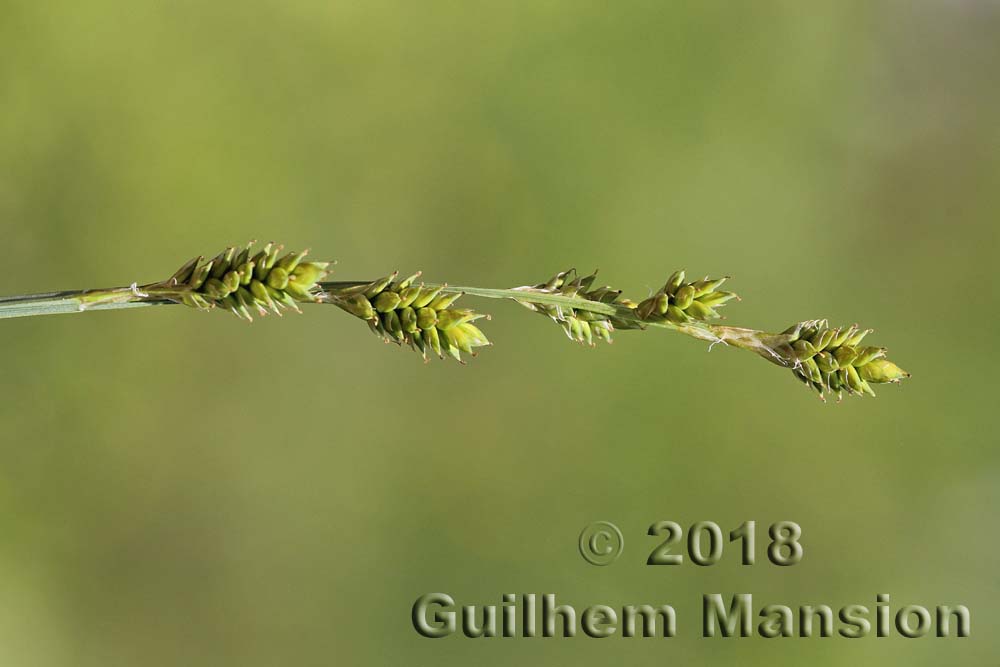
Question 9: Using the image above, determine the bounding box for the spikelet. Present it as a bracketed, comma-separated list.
[147, 241, 332, 321]
[780, 319, 910, 401]
[515, 268, 737, 343]
[515, 269, 624, 345]
[634, 270, 739, 324]
[326, 273, 490, 363]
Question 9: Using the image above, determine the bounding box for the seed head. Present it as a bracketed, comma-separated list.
[326, 272, 490, 363]
[516, 269, 623, 345]
[779, 319, 911, 400]
[151, 241, 332, 321]
[634, 270, 738, 324]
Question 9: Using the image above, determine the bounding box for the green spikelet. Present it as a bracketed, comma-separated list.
[781, 319, 910, 401]
[146, 242, 332, 321]
[515, 269, 622, 345]
[326, 272, 490, 363]
[634, 271, 738, 324]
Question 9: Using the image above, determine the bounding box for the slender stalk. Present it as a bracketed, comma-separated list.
[0, 289, 170, 319]
[0, 281, 786, 367]
[0, 241, 910, 400]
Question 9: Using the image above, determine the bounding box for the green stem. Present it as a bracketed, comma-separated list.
[0, 281, 793, 369]
[0, 288, 171, 319]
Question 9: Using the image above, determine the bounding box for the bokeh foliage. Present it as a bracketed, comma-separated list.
[1, 1, 998, 665]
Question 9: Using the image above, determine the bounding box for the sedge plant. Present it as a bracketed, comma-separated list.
[0, 241, 910, 401]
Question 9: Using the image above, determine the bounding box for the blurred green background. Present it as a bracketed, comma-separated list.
[2, 1, 998, 665]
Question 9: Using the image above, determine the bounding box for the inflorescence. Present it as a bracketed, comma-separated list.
[11, 241, 909, 400]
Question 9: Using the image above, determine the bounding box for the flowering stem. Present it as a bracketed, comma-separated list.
[0, 253, 909, 401]
[320, 281, 790, 368]
[0, 282, 776, 357]
[0, 282, 784, 365]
